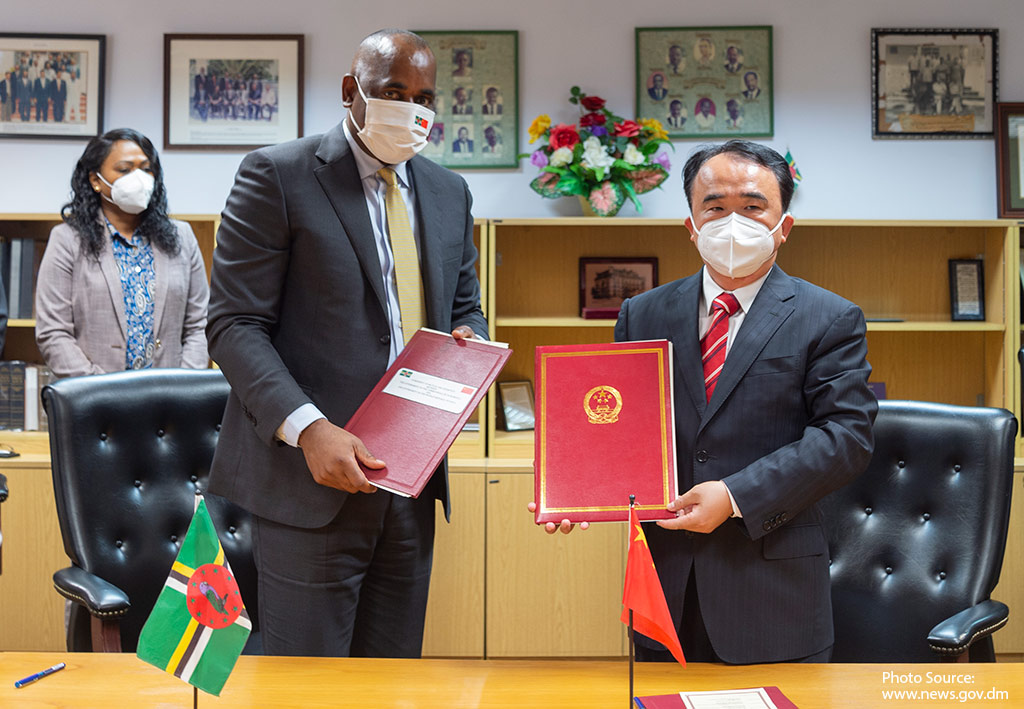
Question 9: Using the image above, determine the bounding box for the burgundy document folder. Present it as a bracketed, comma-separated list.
[345, 329, 510, 497]
[534, 340, 677, 524]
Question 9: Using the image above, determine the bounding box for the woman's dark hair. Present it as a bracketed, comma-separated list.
[61, 127, 180, 258]
[682, 139, 794, 213]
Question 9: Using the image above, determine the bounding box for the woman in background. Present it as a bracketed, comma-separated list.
[35, 127, 209, 378]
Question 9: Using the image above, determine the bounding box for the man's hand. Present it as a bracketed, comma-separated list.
[526, 501, 590, 534]
[451, 325, 479, 340]
[656, 480, 733, 533]
[297, 418, 384, 494]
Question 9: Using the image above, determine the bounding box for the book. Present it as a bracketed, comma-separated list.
[636, 686, 797, 708]
[344, 328, 511, 497]
[534, 339, 678, 524]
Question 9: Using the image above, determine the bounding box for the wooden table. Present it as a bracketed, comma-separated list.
[1, 653, 1021, 708]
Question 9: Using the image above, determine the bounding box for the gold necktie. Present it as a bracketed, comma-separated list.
[378, 167, 424, 344]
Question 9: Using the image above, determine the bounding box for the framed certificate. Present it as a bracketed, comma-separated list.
[995, 102, 1024, 217]
[948, 259, 984, 321]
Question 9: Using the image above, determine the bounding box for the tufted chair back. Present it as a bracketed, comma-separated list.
[43, 368, 258, 653]
[821, 400, 1016, 661]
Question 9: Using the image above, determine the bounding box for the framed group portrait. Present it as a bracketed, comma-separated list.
[0, 33, 105, 140]
[635, 26, 773, 139]
[872, 28, 998, 139]
[414, 30, 518, 169]
[163, 34, 304, 151]
[995, 102, 1024, 218]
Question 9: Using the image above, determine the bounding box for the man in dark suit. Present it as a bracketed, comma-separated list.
[452, 125, 473, 153]
[0, 72, 11, 123]
[207, 28, 487, 659]
[17, 70, 31, 122]
[537, 141, 875, 664]
[32, 70, 50, 121]
[617, 140, 876, 663]
[51, 71, 68, 123]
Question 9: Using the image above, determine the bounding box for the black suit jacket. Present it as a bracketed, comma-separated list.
[614, 266, 876, 663]
[207, 121, 487, 528]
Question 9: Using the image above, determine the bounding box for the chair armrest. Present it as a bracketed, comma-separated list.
[53, 566, 130, 617]
[927, 600, 1009, 656]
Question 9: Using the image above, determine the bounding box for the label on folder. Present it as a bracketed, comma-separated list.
[382, 367, 477, 414]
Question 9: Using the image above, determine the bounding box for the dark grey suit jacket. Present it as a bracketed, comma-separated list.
[614, 266, 876, 663]
[207, 121, 487, 529]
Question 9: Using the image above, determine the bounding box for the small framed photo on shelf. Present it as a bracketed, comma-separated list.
[948, 258, 985, 321]
[579, 257, 658, 319]
[0, 33, 105, 141]
[871, 28, 997, 139]
[163, 34, 304, 150]
[498, 380, 535, 432]
[995, 102, 1024, 218]
[414, 30, 518, 169]
[635, 26, 773, 139]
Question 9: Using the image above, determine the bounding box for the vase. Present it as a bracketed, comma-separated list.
[576, 193, 622, 217]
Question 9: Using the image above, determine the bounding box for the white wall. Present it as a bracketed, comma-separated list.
[2, 0, 1022, 220]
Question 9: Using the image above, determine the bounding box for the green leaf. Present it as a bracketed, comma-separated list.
[558, 173, 584, 195]
[586, 182, 626, 217]
[621, 180, 642, 212]
[629, 166, 669, 195]
[529, 172, 563, 199]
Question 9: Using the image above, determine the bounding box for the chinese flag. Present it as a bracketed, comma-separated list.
[621, 506, 686, 666]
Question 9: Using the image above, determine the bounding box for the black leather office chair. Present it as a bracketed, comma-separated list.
[42, 369, 259, 653]
[822, 400, 1016, 662]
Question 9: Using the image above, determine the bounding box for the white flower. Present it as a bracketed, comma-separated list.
[580, 136, 614, 169]
[623, 143, 645, 165]
[549, 146, 574, 167]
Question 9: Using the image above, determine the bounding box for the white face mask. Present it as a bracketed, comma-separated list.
[348, 76, 435, 165]
[96, 169, 155, 215]
[694, 211, 787, 279]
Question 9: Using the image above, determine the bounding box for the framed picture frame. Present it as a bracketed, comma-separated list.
[579, 257, 658, 319]
[871, 28, 997, 139]
[163, 34, 303, 151]
[949, 258, 985, 321]
[413, 30, 518, 169]
[0, 33, 105, 140]
[498, 380, 535, 432]
[995, 102, 1024, 218]
[635, 26, 773, 139]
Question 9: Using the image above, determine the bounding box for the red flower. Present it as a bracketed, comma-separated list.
[580, 95, 606, 111]
[613, 120, 641, 138]
[579, 111, 607, 128]
[548, 123, 581, 150]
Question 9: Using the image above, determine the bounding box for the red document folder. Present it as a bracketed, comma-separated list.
[637, 686, 798, 708]
[534, 340, 677, 524]
[345, 329, 510, 497]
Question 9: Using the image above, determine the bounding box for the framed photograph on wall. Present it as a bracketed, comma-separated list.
[498, 380, 535, 432]
[635, 26, 773, 139]
[163, 34, 303, 150]
[872, 28, 997, 139]
[995, 102, 1024, 218]
[0, 33, 105, 140]
[579, 257, 658, 319]
[414, 30, 518, 169]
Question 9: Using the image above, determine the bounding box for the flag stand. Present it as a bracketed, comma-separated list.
[194, 685, 198, 709]
[628, 494, 636, 709]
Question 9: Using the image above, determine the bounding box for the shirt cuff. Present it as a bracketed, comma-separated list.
[276, 403, 326, 448]
[722, 481, 743, 518]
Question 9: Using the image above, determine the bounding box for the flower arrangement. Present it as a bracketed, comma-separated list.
[524, 86, 673, 217]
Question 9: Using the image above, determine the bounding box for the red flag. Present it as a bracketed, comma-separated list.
[621, 507, 686, 665]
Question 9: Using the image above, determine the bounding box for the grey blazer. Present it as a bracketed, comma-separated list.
[615, 266, 877, 663]
[35, 221, 209, 379]
[206, 121, 487, 529]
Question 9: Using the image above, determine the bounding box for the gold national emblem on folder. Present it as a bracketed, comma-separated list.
[584, 385, 622, 424]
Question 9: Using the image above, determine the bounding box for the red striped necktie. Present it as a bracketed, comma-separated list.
[701, 292, 740, 402]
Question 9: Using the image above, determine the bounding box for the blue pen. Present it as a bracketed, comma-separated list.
[14, 662, 66, 688]
[633, 698, 647, 709]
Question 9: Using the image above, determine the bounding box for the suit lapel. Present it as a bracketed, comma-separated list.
[313, 123, 387, 316]
[700, 267, 796, 428]
[98, 236, 127, 339]
[667, 274, 708, 416]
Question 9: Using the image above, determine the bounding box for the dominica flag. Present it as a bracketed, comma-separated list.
[785, 150, 803, 187]
[137, 496, 251, 696]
